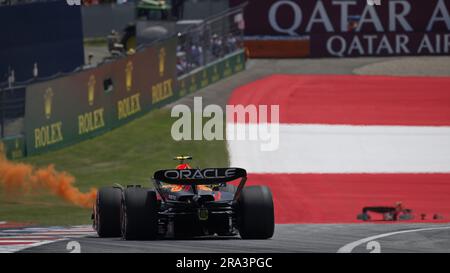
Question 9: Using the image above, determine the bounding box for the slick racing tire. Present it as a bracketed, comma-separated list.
[96, 187, 123, 237]
[121, 187, 158, 240]
[237, 186, 275, 239]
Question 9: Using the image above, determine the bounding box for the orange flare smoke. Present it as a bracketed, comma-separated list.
[0, 152, 97, 208]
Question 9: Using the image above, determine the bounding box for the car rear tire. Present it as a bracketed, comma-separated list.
[96, 187, 123, 237]
[121, 187, 158, 240]
[237, 185, 274, 239]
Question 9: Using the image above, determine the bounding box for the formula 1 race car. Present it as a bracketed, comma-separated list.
[92, 156, 274, 240]
[357, 202, 414, 221]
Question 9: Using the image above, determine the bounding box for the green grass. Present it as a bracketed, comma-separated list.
[0, 108, 229, 226]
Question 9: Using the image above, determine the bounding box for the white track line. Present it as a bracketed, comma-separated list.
[337, 226, 450, 253]
[0, 225, 94, 253]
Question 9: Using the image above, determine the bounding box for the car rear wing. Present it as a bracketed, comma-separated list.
[153, 168, 246, 185]
[153, 168, 247, 201]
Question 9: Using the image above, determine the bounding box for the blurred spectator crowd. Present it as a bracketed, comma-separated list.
[176, 16, 243, 76]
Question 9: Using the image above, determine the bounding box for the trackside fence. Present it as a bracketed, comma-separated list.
[0, 5, 246, 158]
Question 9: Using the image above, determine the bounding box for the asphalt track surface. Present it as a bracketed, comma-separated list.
[19, 224, 450, 253]
[22, 56, 450, 253]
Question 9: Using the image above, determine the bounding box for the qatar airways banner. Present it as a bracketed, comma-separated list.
[230, 0, 450, 57]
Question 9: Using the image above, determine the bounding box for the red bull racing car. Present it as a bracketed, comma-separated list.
[92, 156, 274, 240]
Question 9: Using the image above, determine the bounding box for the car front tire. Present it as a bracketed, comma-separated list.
[95, 187, 123, 237]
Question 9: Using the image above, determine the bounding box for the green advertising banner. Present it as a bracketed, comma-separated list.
[107, 48, 155, 128]
[108, 37, 178, 128]
[0, 135, 25, 160]
[23, 39, 241, 156]
[149, 40, 179, 108]
[25, 63, 114, 155]
[177, 50, 245, 98]
[24, 37, 178, 155]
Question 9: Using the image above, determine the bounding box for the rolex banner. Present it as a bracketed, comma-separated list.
[108, 43, 177, 128]
[177, 50, 245, 98]
[24, 37, 177, 155]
